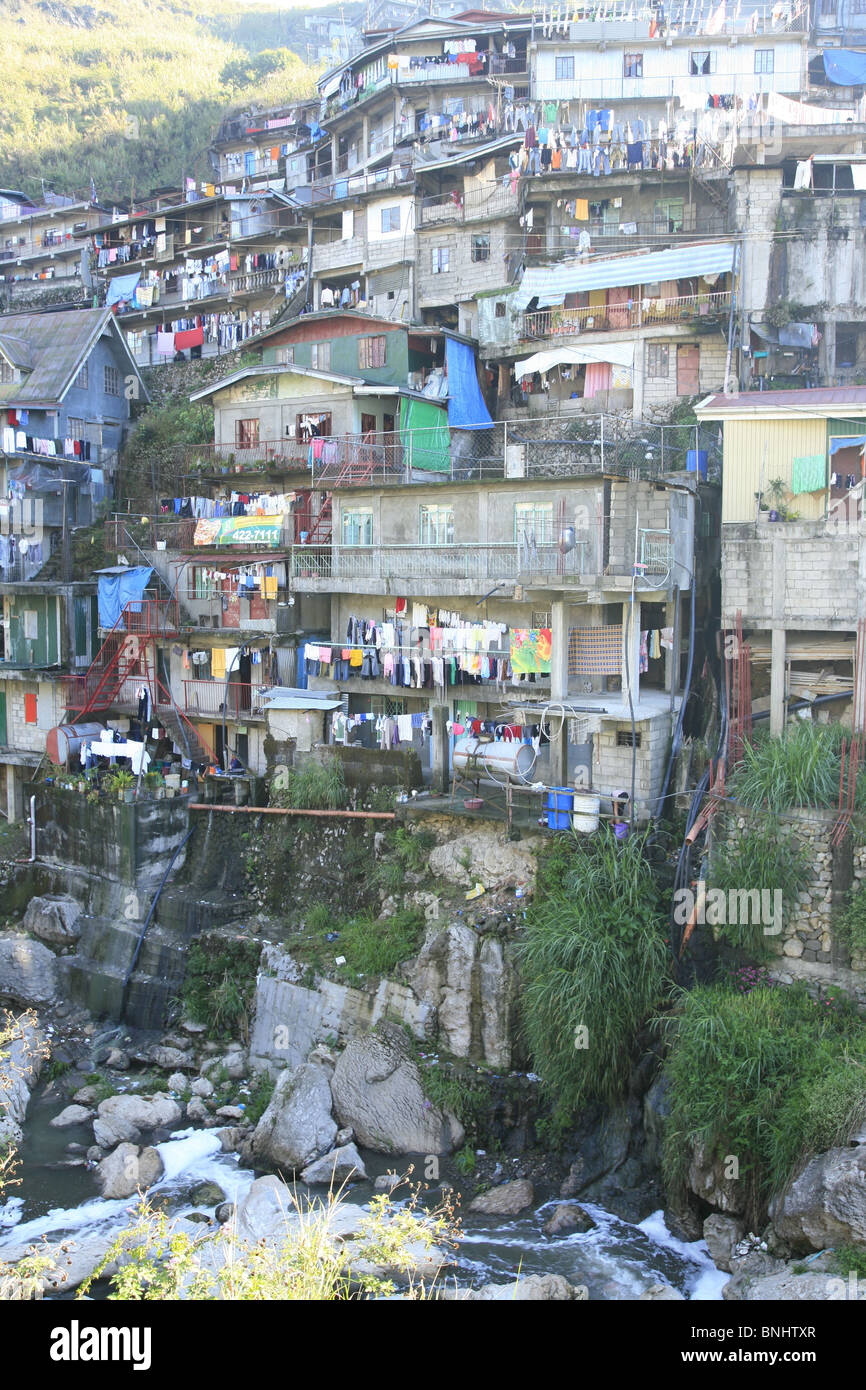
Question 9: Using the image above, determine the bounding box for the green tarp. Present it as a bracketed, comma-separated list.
[400, 397, 451, 473]
[791, 454, 826, 495]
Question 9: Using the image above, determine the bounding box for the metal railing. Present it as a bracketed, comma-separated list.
[419, 181, 520, 227]
[184, 440, 311, 474]
[309, 163, 414, 204]
[639, 529, 674, 574]
[290, 541, 587, 583]
[183, 679, 266, 719]
[530, 215, 729, 257]
[522, 291, 732, 339]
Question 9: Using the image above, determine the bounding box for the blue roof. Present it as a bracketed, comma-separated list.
[513, 242, 738, 309]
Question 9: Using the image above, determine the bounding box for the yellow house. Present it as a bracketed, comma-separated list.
[696, 387, 866, 524]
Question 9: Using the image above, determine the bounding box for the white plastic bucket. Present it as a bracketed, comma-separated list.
[571, 791, 601, 833]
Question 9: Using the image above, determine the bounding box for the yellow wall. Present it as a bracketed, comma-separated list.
[721, 418, 828, 523]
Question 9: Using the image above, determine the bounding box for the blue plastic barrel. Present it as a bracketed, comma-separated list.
[546, 787, 574, 830]
[686, 449, 708, 480]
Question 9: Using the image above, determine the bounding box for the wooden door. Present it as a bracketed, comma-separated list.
[677, 345, 700, 395]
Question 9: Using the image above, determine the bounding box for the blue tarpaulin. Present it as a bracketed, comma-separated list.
[105, 271, 141, 308]
[97, 566, 152, 628]
[830, 435, 866, 454]
[823, 50, 866, 86]
[444, 335, 493, 430]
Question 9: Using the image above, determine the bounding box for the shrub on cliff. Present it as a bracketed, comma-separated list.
[518, 828, 671, 1118]
[660, 980, 866, 1224]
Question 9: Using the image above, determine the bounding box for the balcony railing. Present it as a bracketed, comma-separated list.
[419, 181, 520, 227]
[309, 163, 414, 204]
[529, 216, 730, 257]
[290, 542, 588, 583]
[522, 291, 732, 339]
[183, 679, 266, 719]
[184, 440, 312, 474]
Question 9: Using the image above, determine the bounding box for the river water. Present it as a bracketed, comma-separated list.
[1, 1082, 727, 1301]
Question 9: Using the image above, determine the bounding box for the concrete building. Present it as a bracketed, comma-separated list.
[697, 385, 866, 735]
[0, 191, 107, 314]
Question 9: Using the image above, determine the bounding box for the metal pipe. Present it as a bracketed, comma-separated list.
[188, 803, 397, 818]
[28, 795, 36, 862]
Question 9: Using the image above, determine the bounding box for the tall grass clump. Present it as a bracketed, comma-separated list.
[273, 756, 348, 811]
[836, 883, 866, 958]
[518, 828, 672, 1116]
[708, 819, 811, 958]
[730, 724, 845, 812]
[661, 981, 866, 1224]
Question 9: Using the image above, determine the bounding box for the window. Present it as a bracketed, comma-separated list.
[24, 691, 37, 725]
[68, 417, 85, 439]
[341, 507, 373, 545]
[555, 55, 574, 80]
[623, 53, 643, 78]
[104, 365, 120, 396]
[275, 346, 295, 365]
[23, 610, 39, 639]
[0, 358, 14, 384]
[419, 504, 454, 545]
[380, 206, 401, 233]
[654, 198, 684, 232]
[647, 345, 670, 378]
[514, 501, 553, 543]
[432, 247, 450, 274]
[617, 730, 642, 748]
[755, 49, 774, 74]
[689, 51, 716, 75]
[235, 418, 260, 448]
[358, 335, 386, 369]
[295, 411, 332, 441]
[310, 342, 331, 371]
[74, 363, 89, 389]
[471, 235, 490, 263]
[495, 301, 506, 318]
[837, 330, 858, 368]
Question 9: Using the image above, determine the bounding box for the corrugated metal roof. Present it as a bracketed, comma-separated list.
[0, 306, 148, 406]
[698, 387, 866, 416]
[513, 242, 738, 310]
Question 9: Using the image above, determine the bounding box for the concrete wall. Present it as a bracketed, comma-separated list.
[722, 523, 862, 628]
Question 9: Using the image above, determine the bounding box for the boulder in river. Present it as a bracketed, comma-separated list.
[0, 1011, 44, 1146]
[0, 933, 57, 1007]
[300, 1143, 368, 1186]
[92, 1093, 183, 1148]
[251, 1063, 337, 1174]
[50, 1104, 94, 1129]
[330, 1024, 463, 1156]
[468, 1179, 534, 1217]
[769, 1147, 866, 1252]
[543, 1202, 596, 1236]
[452, 1274, 584, 1300]
[95, 1142, 164, 1199]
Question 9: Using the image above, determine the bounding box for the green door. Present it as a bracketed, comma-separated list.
[73, 596, 88, 667]
[0, 690, 7, 747]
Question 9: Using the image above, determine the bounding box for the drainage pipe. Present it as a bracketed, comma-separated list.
[188, 803, 396, 818]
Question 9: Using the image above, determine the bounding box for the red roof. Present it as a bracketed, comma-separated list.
[699, 387, 866, 411]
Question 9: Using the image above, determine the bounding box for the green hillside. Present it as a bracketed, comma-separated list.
[0, 0, 361, 205]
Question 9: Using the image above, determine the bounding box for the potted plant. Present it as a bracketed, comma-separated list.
[105, 768, 136, 801]
[763, 477, 800, 523]
[143, 769, 166, 799]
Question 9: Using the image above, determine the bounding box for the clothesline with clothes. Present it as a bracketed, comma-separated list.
[1, 428, 94, 460]
[129, 309, 270, 359]
[161, 491, 295, 518]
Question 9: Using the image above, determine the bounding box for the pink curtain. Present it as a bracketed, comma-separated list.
[583, 362, 612, 398]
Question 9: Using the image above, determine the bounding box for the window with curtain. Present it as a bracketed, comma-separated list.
[514, 502, 553, 543]
[419, 504, 454, 545]
[342, 508, 373, 545]
[235, 418, 260, 447]
[358, 335, 386, 369]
